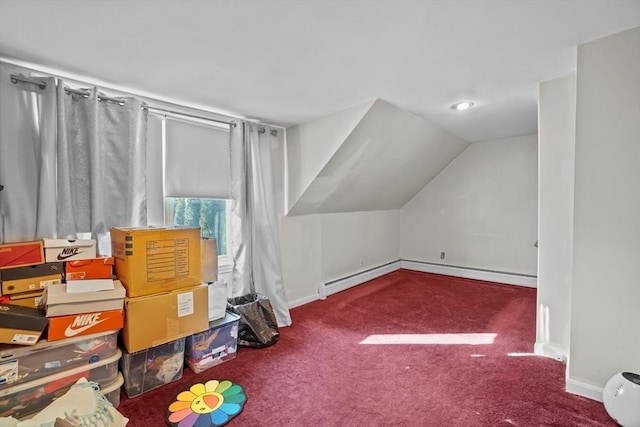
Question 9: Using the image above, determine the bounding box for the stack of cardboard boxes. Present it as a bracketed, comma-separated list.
[0, 239, 125, 419]
[110, 226, 210, 397]
[0, 225, 240, 415]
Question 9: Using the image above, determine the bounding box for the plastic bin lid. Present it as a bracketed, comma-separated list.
[0, 348, 121, 396]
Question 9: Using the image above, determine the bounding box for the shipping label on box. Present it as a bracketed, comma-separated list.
[111, 226, 202, 297]
[1, 273, 62, 295]
[121, 284, 208, 353]
[42, 239, 96, 263]
[47, 309, 124, 341]
[0, 241, 44, 270]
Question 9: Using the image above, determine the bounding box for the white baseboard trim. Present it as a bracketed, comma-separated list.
[534, 342, 568, 363]
[288, 294, 320, 309]
[566, 377, 604, 402]
[401, 260, 538, 288]
[319, 260, 402, 299]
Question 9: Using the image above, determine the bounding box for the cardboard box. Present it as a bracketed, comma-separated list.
[43, 280, 126, 317]
[0, 291, 45, 309]
[1, 273, 62, 295]
[0, 241, 44, 270]
[111, 226, 202, 297]
[0, 304, 48, 345]
[120, 338, 185, 398]
[65, 257, 114, 280]
[47, 309, 124, 341]
[0, 262, 62, 281]
[121, 284, 208, 353]
[42, 239, 96, 263]
[185, 311, 239, 373]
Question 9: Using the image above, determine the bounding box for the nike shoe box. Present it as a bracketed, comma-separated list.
[0, 290, 45, 308]
[0, 273, 62, 295]
[42, 238, 96, 263]
[185, 311, 239, 374]
[0, 348, 121, 419]
[0, 262, 62, 282]
[47, 309, 124, 341]
[65, 257, 114, 280]
[0, 329, 119, 390]
[120, 338, 185, 398]
[0, 304, 48, 346]
[43, 280, 126, 317]
[0, 241, 44, 270]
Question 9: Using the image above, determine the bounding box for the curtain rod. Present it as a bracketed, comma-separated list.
[9, 71, 278, 135]
[64, 86, 125, 106]
[10, 73, 46, 89]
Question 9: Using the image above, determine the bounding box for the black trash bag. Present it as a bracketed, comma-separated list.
[227, 293, 279, 348]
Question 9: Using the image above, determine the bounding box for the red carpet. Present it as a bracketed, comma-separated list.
[117, 269, 615, 426]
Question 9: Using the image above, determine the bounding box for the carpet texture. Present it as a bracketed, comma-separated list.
[118, 270, 616, 426]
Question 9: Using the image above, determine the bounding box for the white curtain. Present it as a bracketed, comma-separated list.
[230, 121, 291, 327]
[0, 64, 57, 243]
[56, 81, 148, 255]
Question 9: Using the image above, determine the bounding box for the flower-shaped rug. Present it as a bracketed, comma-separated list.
[165, 380, 247, 427]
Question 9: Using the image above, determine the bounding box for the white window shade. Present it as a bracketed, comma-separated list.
[165, 118, 231, 198]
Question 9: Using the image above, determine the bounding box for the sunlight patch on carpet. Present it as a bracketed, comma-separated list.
[360, 333, 497, 345]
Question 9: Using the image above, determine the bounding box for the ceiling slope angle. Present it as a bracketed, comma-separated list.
[286, 99, 470, 215]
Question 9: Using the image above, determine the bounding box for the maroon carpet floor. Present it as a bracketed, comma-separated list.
[117, 269, 615, 426]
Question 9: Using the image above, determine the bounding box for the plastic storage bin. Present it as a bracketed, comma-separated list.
[100, 372, 124, 408]
[0, 348, 121, 419]
[120, 338, 185, 398]
[185, 312, 239, 373]
[0, 329, 119, 389]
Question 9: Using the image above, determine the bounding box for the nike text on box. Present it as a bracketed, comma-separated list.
[42, 239, 96, 263]
[47, 309, 124, 341]
[0, 241, 45, 270]
[43, 280, 126, 317]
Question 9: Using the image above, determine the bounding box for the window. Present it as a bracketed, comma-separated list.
[146, 111, 232, 268]
[165, 197, 230, 257]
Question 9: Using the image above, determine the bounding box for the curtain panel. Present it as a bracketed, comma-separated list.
[0, 64, 57, 244]
[230, 122, 291, 327]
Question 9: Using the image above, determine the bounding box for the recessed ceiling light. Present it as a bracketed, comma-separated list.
[451, 101, 474, 111]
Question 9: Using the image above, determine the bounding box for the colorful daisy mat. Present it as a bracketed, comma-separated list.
[165, 380, 247, 427]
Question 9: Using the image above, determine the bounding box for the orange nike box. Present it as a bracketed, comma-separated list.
[0, 241, 44, 270]
[1, 273, 62, 295]
[65, 257, 114, 280]
[47, 309, 124, 341]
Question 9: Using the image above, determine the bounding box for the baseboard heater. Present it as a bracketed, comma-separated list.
[401, 260, 537, 288]
[319, 260, 402, 298]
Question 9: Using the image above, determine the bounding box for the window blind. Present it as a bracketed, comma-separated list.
[164, 118, 231, 198]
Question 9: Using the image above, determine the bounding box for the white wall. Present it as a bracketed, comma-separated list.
[400, 134, 538, 276]
[568, 26, 640, 395]
[536, 73, 576, 361]
[273, 128, 401, 306]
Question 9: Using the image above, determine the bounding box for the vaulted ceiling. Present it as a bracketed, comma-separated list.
[0, 0, 638, 143]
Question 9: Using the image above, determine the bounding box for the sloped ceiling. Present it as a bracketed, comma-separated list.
[287, 99, 469, 215]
